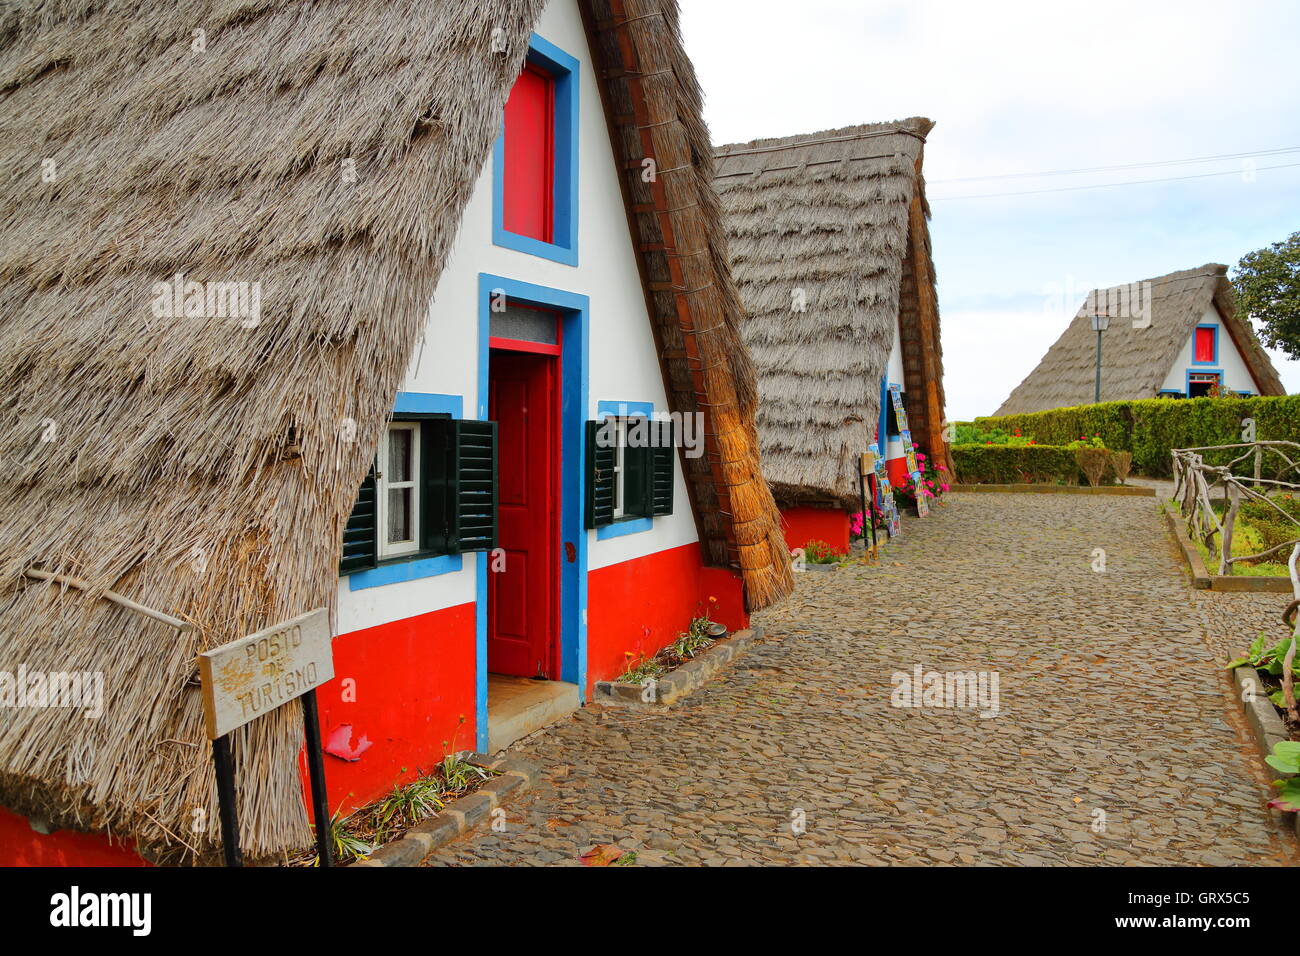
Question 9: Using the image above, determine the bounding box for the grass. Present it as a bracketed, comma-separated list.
[1182, 502, 1293, 576]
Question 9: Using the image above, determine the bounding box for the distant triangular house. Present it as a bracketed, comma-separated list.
[0, 0, 792, 865]
[997, 264, 1286, 415]
[714, 119, 953, 553]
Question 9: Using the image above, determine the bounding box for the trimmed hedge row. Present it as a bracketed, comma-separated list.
[951, 444, 1084, 485]
[975, 395, 1300, 477]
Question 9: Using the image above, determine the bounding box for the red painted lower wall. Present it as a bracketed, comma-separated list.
[780, 506, 850, 554]
[0, 806, 148, 867]
[586, 541, 748, 695]
[303, 601, 477, 821]
[886, 455, 912, 491]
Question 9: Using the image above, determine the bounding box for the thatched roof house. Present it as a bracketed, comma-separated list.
[0, 0, 790, 864]
[714, 118, 952, 508]
[997, 264, 1286, 415]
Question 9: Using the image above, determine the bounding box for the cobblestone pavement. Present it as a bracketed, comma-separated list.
[423, 493, 1297, 866]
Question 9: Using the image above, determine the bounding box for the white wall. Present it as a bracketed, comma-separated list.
[337, 0, 700, 634]
[1158, 305, 1258, 395]
[884, 315, 906, 462]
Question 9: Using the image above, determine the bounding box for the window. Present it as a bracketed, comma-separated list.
[492, 34, 579, 266]
[1194, 325, 1217, 364]
[502, 64, 554, 243]
[379, 423, 420, 558]
[1187, 371, 1221, 398]
[340, 417, 498, 575]
[585, 417, 673, 530]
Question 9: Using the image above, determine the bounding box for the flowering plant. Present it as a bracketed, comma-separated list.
[894, 450, 950, 507]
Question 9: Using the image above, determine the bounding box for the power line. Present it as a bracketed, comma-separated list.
[929, 146, 1300, 184]
[930, 160, 1300, 201]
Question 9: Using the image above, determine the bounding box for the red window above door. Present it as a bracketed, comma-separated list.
[502, 64, 555, 244]
[1194, 326, 1216, 363]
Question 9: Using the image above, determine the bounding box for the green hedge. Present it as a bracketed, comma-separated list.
[951, 444, 1083, 485]
[975, 395, 1300, 477]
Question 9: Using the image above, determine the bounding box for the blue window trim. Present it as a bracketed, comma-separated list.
[595, 400, 655, 540]
[1185, 367, 1222, 396]
[1157, 388, 1185, 398]
[491, 33, 580, 267]
[346, 392, 465, 591]
[477, 274, 589, 749]
[1192, 323, 1219, 365]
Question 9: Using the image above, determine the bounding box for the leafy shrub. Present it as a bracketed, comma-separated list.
[975, 395, 1300, 477]
[951, 444, 1081, 484]
[1239, 493, 1300, 556]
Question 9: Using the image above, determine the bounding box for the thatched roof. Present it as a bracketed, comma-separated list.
[0, 0, 790, 864]
[714, 118, 952, 505]
[996, 264, 1286, 415]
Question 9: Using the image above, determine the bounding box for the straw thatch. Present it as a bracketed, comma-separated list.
[714, 118, 953, 506]
[996, 264, 1286, 415]
[0, 0, 789, 864]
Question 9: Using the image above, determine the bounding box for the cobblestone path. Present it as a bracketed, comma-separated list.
[423, 493, 1297, 866]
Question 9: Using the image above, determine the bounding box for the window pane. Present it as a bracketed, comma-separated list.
[490, 302, 558, 345]
[388, 428, 412, 482]
[387, 487, 412, 543]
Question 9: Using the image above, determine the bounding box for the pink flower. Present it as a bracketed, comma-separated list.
[940, 483, 950, 492]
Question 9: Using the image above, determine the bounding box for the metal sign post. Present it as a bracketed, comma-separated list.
[198, 607, 335, 867]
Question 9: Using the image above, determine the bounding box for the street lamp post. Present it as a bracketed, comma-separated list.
[1090, 314, 1110, 403]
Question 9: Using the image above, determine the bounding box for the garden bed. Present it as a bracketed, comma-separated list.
[285, 750, 506, 866]
[594, 627, 762, 707]
[1229, 668, 1300, 838]
[1162, 502, 1293, 592]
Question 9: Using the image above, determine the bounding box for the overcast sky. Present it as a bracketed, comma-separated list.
[679, 0, 1300, 420]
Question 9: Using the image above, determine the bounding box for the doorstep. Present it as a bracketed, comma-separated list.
[487, 675, 580, 754]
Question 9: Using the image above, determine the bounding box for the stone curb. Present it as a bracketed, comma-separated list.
[1231, 667, 1300, 839]
[947, 483, 1155, 497]
[349, 757, 537, 867]
[1162, 503, 1292, 592]
[593, 627, 763, 708]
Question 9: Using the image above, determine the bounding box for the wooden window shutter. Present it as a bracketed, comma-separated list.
[585, 419, 616, 528]
[623, 424, 651, 519]
[1194, 327, 1215, 363]
[421, 419, 497, 555]
[650, 420, 675, 516]
[339, 464, 379, 573]
[449, 421, 498, 553]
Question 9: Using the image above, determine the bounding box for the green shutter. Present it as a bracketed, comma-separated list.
[340, 464, 378, 573]
[421, 418, 497, 555]
[585, 419, 616, 528]
[623, 418, 651, 518]
[650, 420, 675, 516]
[421, 419, 453, 554]
[450, 420, 497, 553]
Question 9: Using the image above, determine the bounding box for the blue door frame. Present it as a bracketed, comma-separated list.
[476, 274, 590, 752]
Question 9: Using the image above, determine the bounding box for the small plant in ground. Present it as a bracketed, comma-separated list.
[370, 776, 447, 844]
[1227, 632, 1298, 711]
[803, 539, 844, 564]
[1265, 741, 1300, 812]
[325, 809, 374, 865]
[1110, 450, 1133, 484]
[617, 650, 666, 685]
[439, 752, 489, 791]
[1075, 446, 1109, 487]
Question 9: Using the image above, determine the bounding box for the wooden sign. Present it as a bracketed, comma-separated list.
[198, 608, 333, 740]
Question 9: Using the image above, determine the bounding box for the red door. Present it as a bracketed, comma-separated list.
[488, 349, 559, 678]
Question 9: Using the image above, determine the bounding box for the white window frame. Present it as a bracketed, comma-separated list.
[377, 421, 421, 559]
[610, 418, 627, 519]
